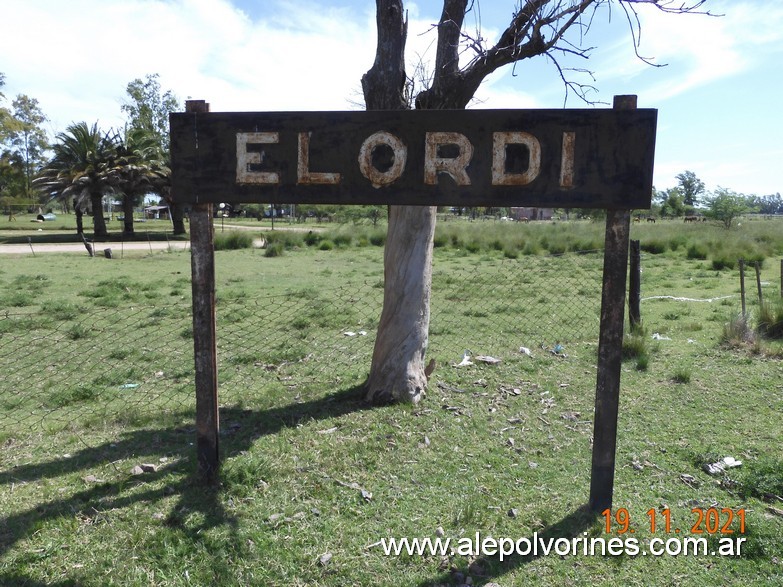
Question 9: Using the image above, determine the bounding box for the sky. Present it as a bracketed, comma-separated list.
[1, 0, 781, 196]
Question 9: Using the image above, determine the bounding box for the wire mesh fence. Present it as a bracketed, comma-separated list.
[0, 251, 604, 439]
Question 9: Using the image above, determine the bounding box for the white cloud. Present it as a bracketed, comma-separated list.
[592, 0, 783, 101]
[1, 0, 383, 132]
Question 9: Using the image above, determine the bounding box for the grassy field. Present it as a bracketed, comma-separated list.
[1, 216, 782, 586]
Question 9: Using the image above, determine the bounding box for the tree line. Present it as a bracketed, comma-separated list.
[652, 169, 781, 228]
[0, 73, 186, 237]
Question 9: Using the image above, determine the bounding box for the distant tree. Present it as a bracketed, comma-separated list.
[751, 193, 783, 215]
[0, 74, 27, 212]
[0, 152, 26, 213]
[121, 74, 179, 151]
[9, 95, 49, 203]
[659, 187, 685, 218]
[704, 187, 753, 229]
[36, 122, 117, 237]
[106, 127, 169, 236]
[675, 170, 705, 207]
[121, 74, 184, 233]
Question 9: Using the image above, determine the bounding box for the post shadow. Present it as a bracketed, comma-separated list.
[416, 505, 598, 587]
[0, 384, 372, 563]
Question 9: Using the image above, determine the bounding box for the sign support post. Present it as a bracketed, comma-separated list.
[186, 99, 220, 484]
[171, 96, 656, 493]
[588, 95, 636, 512]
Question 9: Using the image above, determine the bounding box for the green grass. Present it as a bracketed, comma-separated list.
[0, 217, 782, 586]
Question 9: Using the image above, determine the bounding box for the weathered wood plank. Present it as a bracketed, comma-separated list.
[170, 108, 656, 208]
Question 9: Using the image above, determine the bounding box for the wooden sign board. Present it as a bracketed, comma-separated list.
[170, 109, 656, 209]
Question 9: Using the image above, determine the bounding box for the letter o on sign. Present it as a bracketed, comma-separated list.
[358, 131, 407, 188]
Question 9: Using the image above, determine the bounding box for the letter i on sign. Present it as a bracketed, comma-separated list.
[560, 132, 575, 189]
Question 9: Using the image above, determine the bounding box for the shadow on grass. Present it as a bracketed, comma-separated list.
[416, 505, 598, 587]
[0, 385, 371, 577]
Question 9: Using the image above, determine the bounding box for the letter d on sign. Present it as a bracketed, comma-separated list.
[491, 132, 541, 186]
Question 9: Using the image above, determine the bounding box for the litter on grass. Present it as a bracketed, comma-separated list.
[703, 456, 743, 476]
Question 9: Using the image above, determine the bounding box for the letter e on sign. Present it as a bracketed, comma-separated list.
[491, 132, 541, 186]
[237, 132, 279, 184]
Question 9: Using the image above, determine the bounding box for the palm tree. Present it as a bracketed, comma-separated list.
[106, 127, 169, 236]
[36, 122, 117, 238]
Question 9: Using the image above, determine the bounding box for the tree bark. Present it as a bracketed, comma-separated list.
[170, 202, 186, 235]
[74, 197, 84, 235]
[123, 195, 135, 236]
[363, 0, 436, 404]
[366, 206, 436, 403]
[90, 192, 108, 238]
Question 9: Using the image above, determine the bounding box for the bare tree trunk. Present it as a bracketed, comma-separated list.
[366, 206, 435, 403]
[363, 0, 435, 404]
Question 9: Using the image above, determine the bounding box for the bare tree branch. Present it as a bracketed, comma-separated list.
[414, 0, 717, 110]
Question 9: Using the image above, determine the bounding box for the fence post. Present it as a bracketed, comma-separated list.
[739, 259, 746, 319]
[629, 239, 641, 330]
[589, 94, 636, 513]
[185, 99, 220, 484]
[755, 261, 763, 307]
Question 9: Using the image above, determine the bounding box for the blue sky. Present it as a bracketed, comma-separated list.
[1, 0, 781, 196]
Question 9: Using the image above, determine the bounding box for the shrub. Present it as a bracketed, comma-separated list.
[547, 241, 567, 255]
[668, 235, 687, 251]
[671, 366, 691, 384]
[622, 324, 652, 370]
[214, 231, 254, 250]
[522, 241, 539, 256]
[641, 239, 667, 254]
[721, 314, 755, 347]
[333, 233, 353, 247]
[686, 243, 708, 260]
[266, 231, 304, 249]
[303, 231, 321, 246]
[758, 300, 783, 339]
[711, 255, 736, 271]
[318, 240, 335, 251]
[433, 234, 448, 248]
[264, 243, 284, 257]
[369, 232, 386, 247]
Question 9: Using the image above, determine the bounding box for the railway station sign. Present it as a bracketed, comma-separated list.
[170, 108, 656, 209]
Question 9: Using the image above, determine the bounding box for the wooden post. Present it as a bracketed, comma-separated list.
[755, 261, 763, 307]
[186, 99, 220, 484]
[628, 240, 641, 330]
[739, 259, 746, 319]
[589, 95, 636, 513]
